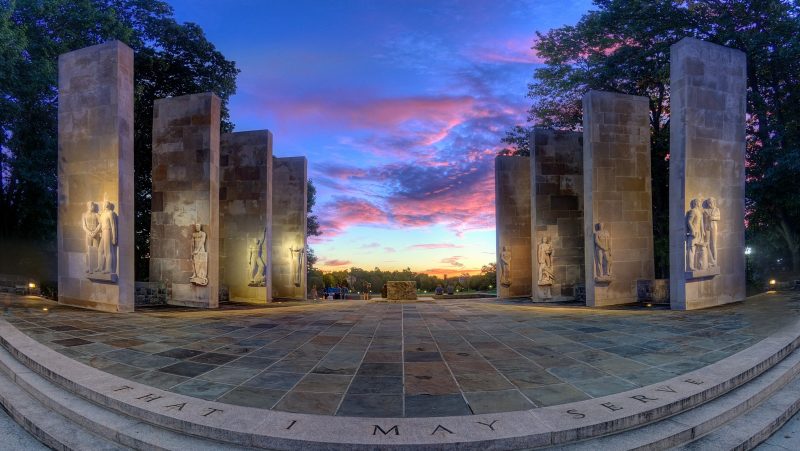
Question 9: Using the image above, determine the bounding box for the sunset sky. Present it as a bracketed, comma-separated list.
[167, 0, 591, 276]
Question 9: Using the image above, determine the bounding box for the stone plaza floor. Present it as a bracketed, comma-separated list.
[2, 292, 799, 418]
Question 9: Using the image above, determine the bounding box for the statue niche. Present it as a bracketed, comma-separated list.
[248, 228, 267, 287]
[190, 224, 209, 286]
[537, 236, 555, 298]
[499, 245, 511, 287]
[593, 222, 612, 283]
[290, 246, 305, 288]
[84, 198, 118, 283]
[685, 197, 721, 278]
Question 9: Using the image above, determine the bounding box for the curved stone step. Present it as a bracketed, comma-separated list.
[547, 338, 800, 450]
[0, 343, 250, 451]
[673, 374, 800, 451]
[3, 316, 800, 450]
[0, 360, 128, 451]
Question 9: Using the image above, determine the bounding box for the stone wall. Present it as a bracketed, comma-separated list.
[220, 131, 273, 303]
[387, 281, 417, 300]
[495, 156, 532, 298]
[134, 282, 167, 306]
[57, 41, 134, 313]
[530, 129, 584, 301]
[150, 93, 220, 308]
[583, 91, 654, 306]
[271, 157, 307, 299]
[669, 38, 747, 310]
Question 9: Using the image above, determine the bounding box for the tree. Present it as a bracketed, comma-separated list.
[0, 0, 239, 280]
[513, 0, 800, 276]
[306, 179, 320, 280]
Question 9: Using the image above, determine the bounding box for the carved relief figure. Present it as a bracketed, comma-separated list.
[686, 198, 707, 271]
[190, 224, 209, 286]
[703, 197, 720, 267]
[537, 236, 554, 286]
[248, 228, 267, 287]
[499, 245, 511, 287]
[290, 246, 305, 288]
[81, 201, 101, 273]
[95, 200, 118, 274]
[594, 223, 612, 282]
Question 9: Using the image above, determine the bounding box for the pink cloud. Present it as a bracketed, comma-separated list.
[320, 259, 352, 267]
[440, 256, 465, 267]
[407, 243, 464, 250]
[317, 197, 388, 237]
[470, 37, 544, 65]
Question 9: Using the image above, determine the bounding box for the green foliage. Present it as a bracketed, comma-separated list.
[0, 0, 239, 281]
[512, 0, 800, 278]
[318, 263, 497, 293]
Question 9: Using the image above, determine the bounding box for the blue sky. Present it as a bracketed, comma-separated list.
[166, 0, 592, 275]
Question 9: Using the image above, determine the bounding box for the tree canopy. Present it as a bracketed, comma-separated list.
[0, 0, 239, 279]
[510, 0, 800, 279]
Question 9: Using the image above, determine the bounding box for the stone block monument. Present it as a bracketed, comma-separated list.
[150, 93, 220, 308]
[271, 157, 307, 300]
[495, 156, 532, 298]
[530, 129, 584, 302]
[220, 131, 273, 303]
[582, 91, 655, 306]
[387, 281, 417, 301]
[57, 41, 134, 312]
[669, 38, 747, 310]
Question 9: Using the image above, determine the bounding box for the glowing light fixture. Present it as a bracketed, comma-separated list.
[42, 308, 48, 312]
[770, 279, 777, 286]
[745, 247, 753, 255]
[28, 282, 36, 289]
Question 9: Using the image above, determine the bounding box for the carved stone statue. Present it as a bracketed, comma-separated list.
[686, 198, 707, 271]
[81, 201, 101, 273]
[499, 245, 511, 287]
[537, 236, 554, 286]
[190, 224, 209, 286]
[290, 246, 305, 288]
[95, 200, 118, 275]
[593, 223, 612, 282]
[248, 228, 267, 287]
[703, 197, 720, 267]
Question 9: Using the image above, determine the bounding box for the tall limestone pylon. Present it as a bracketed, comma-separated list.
[57, 41, 135, 313]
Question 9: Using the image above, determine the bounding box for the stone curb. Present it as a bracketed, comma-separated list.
[2, 317, 800, 450]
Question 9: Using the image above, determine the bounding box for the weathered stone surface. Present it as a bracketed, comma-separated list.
[150, 93, 220, 308]
[57, 41, 134, 313]
[583, 91, 654, 306]
[387, 281, 417, 300]
[669, 38, 747, 310]
[220, 131, 273, 303]
[530, 129, 584, 301]
[495, 156, 532, 298]
[637, 279, 670, 304]
[271, 157, 307, 299]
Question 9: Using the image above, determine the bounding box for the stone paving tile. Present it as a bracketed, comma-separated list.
[347, 375, 403, 394]
[243, 371, 304, 391]
[293, 373, 352, 393]
[571, 375, 639, 397]
[158, 361, 216, 378]
[5, 293, 800, 417]
[464, 389, 534, 414]
[274, 391, 342, 415]
[217, 387, 284, 409]
[337, 394, 403, 417]
[405, 394, 471, 417]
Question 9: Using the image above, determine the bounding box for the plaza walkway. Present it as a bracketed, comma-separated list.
[2, 292, 798, 418]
